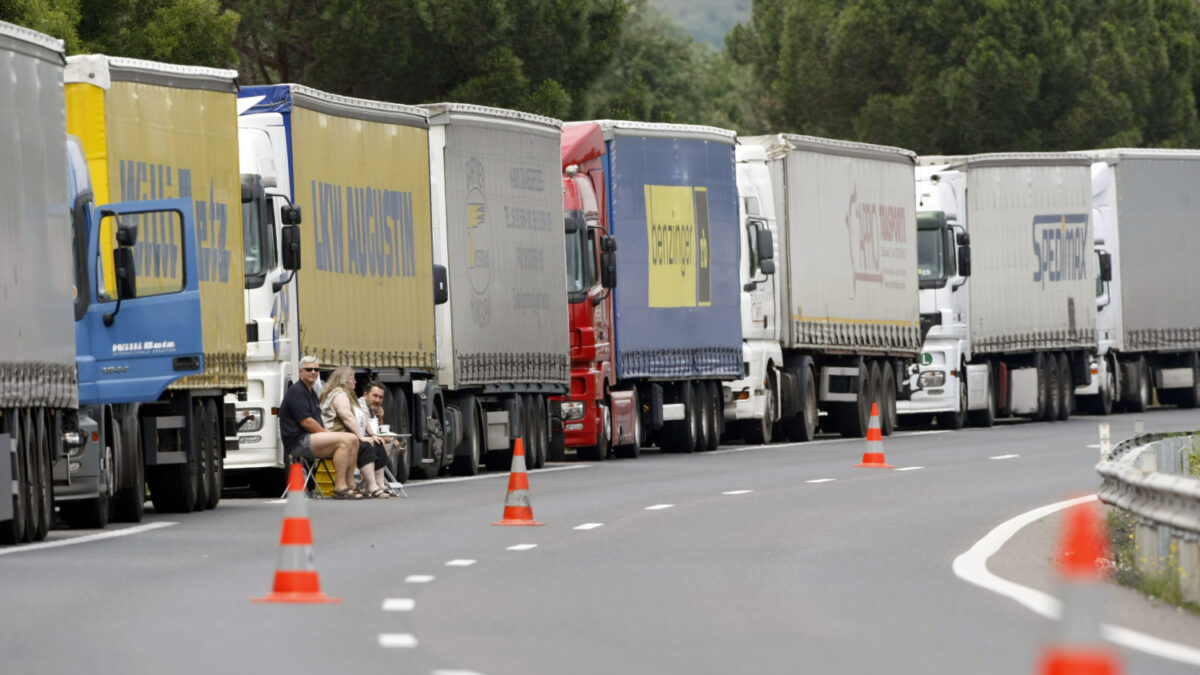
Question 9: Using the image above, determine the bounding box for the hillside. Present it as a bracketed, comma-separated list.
[650, 0, 751, 49]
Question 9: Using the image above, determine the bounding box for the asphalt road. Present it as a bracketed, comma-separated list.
[2, 408, 1199, 674]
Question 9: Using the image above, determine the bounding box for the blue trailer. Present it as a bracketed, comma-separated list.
[595, 121, 743, 453]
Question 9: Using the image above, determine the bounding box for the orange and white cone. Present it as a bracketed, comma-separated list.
[252, 463, 341, 604]
[854, 402, 894, 468]
[492, 438, 544, 526]
[1036, 502, 1122, 674]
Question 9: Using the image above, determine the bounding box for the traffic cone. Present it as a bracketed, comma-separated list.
[253, 463, 341, 604]
[1036, 502, 1122, 675]
[492, 438, 544, 526]
[854, 402, 894, 468]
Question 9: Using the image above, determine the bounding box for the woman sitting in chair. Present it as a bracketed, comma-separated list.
[319, 366, 391, 499]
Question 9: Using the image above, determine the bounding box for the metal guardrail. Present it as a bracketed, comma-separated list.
[1096, 430, 1200, 604]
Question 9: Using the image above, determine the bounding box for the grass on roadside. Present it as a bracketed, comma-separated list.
[1106, 507, 1200, 615]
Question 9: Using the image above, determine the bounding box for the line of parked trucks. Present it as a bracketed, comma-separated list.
[6, 20, 1200, 545]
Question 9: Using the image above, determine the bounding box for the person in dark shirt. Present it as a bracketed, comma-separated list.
[278, 355, 361, 498]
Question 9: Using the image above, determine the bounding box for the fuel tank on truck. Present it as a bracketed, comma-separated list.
[578, 121, 743, 381]
[422, 103, 569, 390]
[239, 84, 437, 370]
[741, 134, 922, 356]
[65, 55, 246, 390]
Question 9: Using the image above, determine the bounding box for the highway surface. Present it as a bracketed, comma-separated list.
[2, 409, 1199, 674]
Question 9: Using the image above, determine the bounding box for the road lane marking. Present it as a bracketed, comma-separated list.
[0, 522, 177, 557]
[1085, 444, 1101, 449]
[645, 504, 674, 510]
[711, 430, 951, 454]
[895, 466, 925, 472]
[433, 671, 487, 675]
[574, 523, 603, 530]
[382, 598, 415, 612]
[953, 494, 1200, 667]
[378, 633, 418, 648]
[805, 478, 835, 484]
[445, 559, 476, 567]
[405, 575, 435, 583]
[506, 544, 537, 551]
[401, 464, 591, 487]
[263, 499, 287, 504]
[722, 490, 753, 495]
[990, 454, 1020, 460]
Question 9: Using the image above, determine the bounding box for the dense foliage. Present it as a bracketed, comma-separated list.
[5, 0, 1200, 153]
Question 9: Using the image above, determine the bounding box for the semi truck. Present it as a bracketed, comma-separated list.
[558, 121, 743, 458]
[422, 103, 569, 473]
[2, 22, 206, 542]
[63, 54, 245, 516]
[731, 135, 922, 441]
[900, 153, 1097, 427]
[1074, 149, 1200, 413]
[233, 84, 441, 492]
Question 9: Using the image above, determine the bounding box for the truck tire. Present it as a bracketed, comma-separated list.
[1089, 356, 1116, 415]
[147, 424, 198, 514]
[533, 395, 549, 468]
[450, 400, 483, 476]
[1181, 354, 1200, 409]
[839, 362, 872, 438]
[386, 389, 411, 483]
[968, 364, 996, 428]
[661, 382, 699, 452]
[412, 402, 445, 479]
[614, 389, 643, 459]
[1, 409, 29, 544]
[577, 399, 610, 461]
[192, 401, 210, 512]
[881, 363, 897, 436]
[1056, 354, 1072, 421]
[21, 412, 41, 541]
[744, 374, 774, 445]
[60, 440, 112, 530]
[112, 410, 145, 523]
[31, 411, 52, 541]
[938, 372, 967, 431]
[695, 382, 712, 452]
[204, 400, 223, 510]
[1041, 355, 1061, 422]
[1124, 357, 1151, 413]
[868, 361, 884, 426]
[704, 382, 721, 450]
[783, 365, 818, 442]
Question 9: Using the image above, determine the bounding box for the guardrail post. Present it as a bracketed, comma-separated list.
[1135, 418, 1144, 435]
[1182, 535, 1200, 605]
[1098, 423, 1110, 461]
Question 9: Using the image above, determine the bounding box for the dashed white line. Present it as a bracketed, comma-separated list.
[0, 522, 177, 557]
[405, 575, 435, 583]
[645, 504, 674, 510]
[378, 633, 418, 649]
[263, 499, 287, 504]
[506, 544, 538, 551]
[990, 454, 1020, 460]
[895, 466, 925, 472]
[382, 598, 415, 612]
[1085, 444, 1101, 449]
[722, 490, 753, 495]
[805, 478, 836, 484]
[445, 559, 477, 567]
[574, 523, 603, 530]
[432, 671, 487, 675]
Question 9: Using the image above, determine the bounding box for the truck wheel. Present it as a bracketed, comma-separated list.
[521, 396, 543, 469]
[60, 440, 112, 530]
[112, 410, 145, 523]
[577, 400, 611, 461]
[662, 382, 699, 452]
[148, 425, 198, 514]
[529, 395, 546, 468]
[1, 409, 29, 545]
[968, 365, 997, 428]
[533, 395, 549, 468]
[386, 389, 411, 482]
[1042, 355, 1061, 422]
[784, 366, 818, 442]
[21, 412, 40, 541]
[1056, 354, 1072, 421]
[868, 361, 884, 428]
[839, 363, 872, 438]
[938, 373, 967, 430]
[412, 403, 445, 479]
[204, 400, 222, 510]
[704, 382, 721, 450]
[31, 411, 52, 541]
[1181, 354, 1200, 409]
[450, 401, 482, 476]
[695, 382, 712, 452]
[614, 389, 643, 459]
[881, 363, 897, 436]
[1125, 357, 1151, 413]
[192, 401, 210, 511]
[745, 375, 774, 445]
[1091, 357, 1116, 415]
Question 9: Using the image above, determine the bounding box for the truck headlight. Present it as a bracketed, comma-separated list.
[236, 407, 264, 432]
[919, 372, 946, 388]
[562, 401, 586, 421]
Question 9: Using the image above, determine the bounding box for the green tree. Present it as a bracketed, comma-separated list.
[1, 0, 82, 51]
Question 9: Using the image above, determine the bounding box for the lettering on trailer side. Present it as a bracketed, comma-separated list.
[310, 180, 416, 279]
[844, 185, 909, 294]
[1032, 214, 1089, 289]
[645, 185, 711, 308]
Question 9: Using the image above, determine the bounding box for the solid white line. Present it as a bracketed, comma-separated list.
[895, 466, 925, 472]
[0, 522, 177, 557]
[953, 494, 1200, 666]
[405, 575, 434, 583]
[645, 504, 674, 510]
[378, 633, 418, 649]
[898, 430, 952, 437]
[574, 523, 603, 530]
[432, 671, 487, 675]
[382, 598, 415, 612]
[445, 559, 477, 567]
[506, 544, 537, 551]
[805, 478, 836, 484]
[263, 499, 287, 504]
[990, 454, 1020, 460]
[1085, 444, 1101, 449]
[401, 464, 591, 487]
[722, 490, 753, 495]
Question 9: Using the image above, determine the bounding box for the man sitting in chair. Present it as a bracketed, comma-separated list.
[278, 355, 362, 499]
[360, 380, 404, 495]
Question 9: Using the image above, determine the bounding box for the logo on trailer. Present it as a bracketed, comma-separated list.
[644, 185, 711, 308]
[844, 185, 908, 295]
[1032, 214, 1089, 289]
[466, 157, 493, 327]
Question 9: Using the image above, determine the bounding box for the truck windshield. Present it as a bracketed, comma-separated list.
[243, 196, 265, 278]
[1095, 251, 1105, 298]
[917, 226, 946, 286]
[565, 223, 587, 298]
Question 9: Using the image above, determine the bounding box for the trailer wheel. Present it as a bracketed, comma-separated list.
[704, 382, 721, 450]
[203, 400, 222, 510]
[532, 395, 549, 468]
[1056, 354, 1072, 421]
[661, 382, 699, 452]
[147, 421, 197, 514]
[1042, 355, 1061, 422]
[21, 412, 41, 541]
[1, 409, 29, 544]
[868, 361, 885, 429]
[838, 362, 872, 438]
[614, 389, 643, 459]
[31, 411, 52, 541]
[695, 382, 713, 452]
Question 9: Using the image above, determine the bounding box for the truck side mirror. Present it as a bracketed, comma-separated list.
[280, 224, 301, 271]
[1098, 251, 1112, 282]
[600, 251, 617, 289]
[433, 264, 449, 305]
[957, 244, 971, 278]
[281, 203, 302, 226]
[760, 258, 776, 275]
[956, 230, 970, 246]
[114, 247, 137, 300]
[115, 221, 137, 247]
[755, 225, 774, 260]
[600, 235, 617, 253]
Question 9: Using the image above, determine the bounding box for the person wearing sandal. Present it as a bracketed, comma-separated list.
[279, 356, 362, 499]
[319, 366, 392, 499]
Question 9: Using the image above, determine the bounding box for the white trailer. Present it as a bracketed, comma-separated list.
[1076, 149, 1200, 413]
[901, 154, 1097, 427]
[731, 135, 922, 441]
